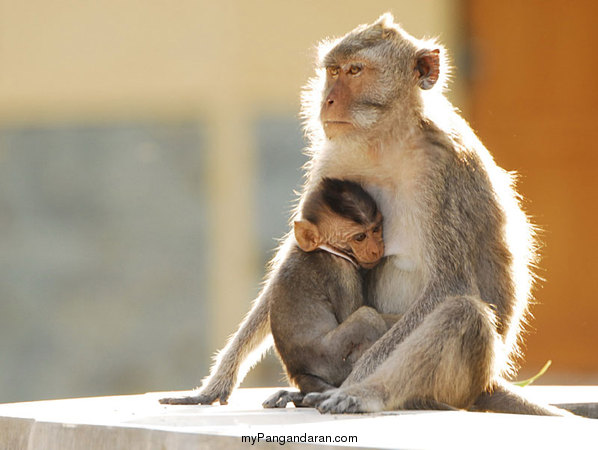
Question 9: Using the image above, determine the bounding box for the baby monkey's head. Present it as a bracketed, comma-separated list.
[294, 178, 384, 269]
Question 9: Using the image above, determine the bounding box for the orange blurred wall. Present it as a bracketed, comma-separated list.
[467, 0, 598, 382]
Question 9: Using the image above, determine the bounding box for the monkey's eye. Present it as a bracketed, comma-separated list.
[349, 65, 362, 76]
[327, 66, 340, 78]
[373, 224, 382, 233]
[353, 233, 366, 242]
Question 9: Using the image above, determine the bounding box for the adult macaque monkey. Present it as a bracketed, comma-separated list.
[161, 13, 566, 416]
[263, 178, 397, 408]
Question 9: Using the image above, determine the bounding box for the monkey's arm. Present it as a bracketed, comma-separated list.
[159, 288, 272, 405]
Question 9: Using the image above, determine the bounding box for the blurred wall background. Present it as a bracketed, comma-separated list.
[0, 0, 595, 403]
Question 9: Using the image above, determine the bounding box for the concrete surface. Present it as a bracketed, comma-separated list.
[0, 387, 597, 450]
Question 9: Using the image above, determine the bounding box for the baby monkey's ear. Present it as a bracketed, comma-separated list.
[294, 220, 320, 252]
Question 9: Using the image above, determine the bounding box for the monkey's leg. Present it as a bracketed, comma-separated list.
[304, 296, 497, 413]
[159, 290, 272, 405]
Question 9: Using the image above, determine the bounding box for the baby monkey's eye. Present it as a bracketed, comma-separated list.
[373, 224, 382, 233]
[349, 65, 362, 75]
[327, 66, 340, 78]
[353, 233, 366, 242]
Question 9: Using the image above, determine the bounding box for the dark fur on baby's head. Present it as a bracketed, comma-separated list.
[302, 178, 378, 226]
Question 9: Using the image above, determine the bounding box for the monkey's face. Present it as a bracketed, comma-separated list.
[325, 212, 385, 269]
[313, 15, 442, 141]
[320, 60, 392, 140]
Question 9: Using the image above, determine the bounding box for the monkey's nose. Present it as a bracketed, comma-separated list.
[327, 98, 334, 105]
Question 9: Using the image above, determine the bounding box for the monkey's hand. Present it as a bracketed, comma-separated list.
[303, 384, 384, 414]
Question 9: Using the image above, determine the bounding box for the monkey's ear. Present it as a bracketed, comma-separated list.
[415, 49, 440, 90]
[294, 220, 320, 252]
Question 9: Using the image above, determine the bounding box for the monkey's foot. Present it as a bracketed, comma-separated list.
[303, 387, 384, 414]
[262, 389, 305, 408]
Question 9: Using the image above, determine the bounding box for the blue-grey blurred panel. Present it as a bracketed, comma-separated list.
[255, 116, 308, 264]
[0, 122, 210, 402]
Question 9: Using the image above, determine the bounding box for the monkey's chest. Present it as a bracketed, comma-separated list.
[363, 185, 428, 315]
[369, 256, 427, 314]
[365, 180, 425, 259]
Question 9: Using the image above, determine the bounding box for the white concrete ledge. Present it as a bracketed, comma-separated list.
[0, 387, 597, 449]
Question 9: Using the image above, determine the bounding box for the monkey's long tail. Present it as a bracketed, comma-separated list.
[472, 379, 573, 417]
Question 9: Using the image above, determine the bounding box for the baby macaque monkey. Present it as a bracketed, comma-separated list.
[263, 178, 398, 408]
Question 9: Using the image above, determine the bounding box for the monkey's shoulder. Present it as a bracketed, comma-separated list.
[270, 246, 363, 312]
[277, 246, 361, 288]
[417, 118, 507, 221]
[420, 117, 499, 182]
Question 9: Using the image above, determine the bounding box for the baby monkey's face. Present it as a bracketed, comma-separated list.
[294, 210, 384, 269]
[316, 210, 384, 269]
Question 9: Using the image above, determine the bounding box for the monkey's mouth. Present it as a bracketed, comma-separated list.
[359, 260, 381, 270]
[341, 248, 381, 269]
[341, 247, 380, 269]
[338, 249, 382, 270]
[321, 121, 356, 139]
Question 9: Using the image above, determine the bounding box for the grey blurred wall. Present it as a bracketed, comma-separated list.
[0, 123, 211, 401]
